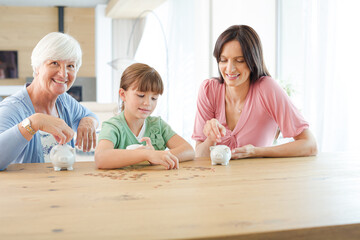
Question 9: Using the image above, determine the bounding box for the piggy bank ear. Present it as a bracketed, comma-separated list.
[210, 146, 215, 151]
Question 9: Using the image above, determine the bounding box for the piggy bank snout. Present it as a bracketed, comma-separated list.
[60, 156, 69, 162]
[215, 153, 223, 159]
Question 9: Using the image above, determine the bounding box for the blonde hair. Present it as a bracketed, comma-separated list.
[120, 63, 164, 111]
[31, 32, 82, 77]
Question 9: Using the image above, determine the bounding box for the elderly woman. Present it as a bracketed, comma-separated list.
[0, 32, 98, 170]
[192, 25, 317, 159]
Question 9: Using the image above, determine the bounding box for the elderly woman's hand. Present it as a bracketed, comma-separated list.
[203, 119, 226, 143]
[76, 117, 98, 152]
[30, 113, 74, 144]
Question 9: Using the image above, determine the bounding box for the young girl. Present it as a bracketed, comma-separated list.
[95, 63, 195, 169]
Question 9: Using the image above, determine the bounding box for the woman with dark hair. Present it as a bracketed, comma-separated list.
[192, 25, 317, 159]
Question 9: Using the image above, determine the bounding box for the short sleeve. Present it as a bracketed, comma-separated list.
[98, 120, 122, 148]
[257, 77, 309, 138]
[160, 118, 176, 144]
[192, 79, 218, 142]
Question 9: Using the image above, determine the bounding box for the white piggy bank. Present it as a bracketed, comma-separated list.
[50, 144, 76, 171]
[126, 144, 143, 150]
[210, 145, 231, 165]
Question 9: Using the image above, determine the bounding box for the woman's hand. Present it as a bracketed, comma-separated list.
[203, 119, 226, 143]
[76, 117, 97, 152]
[147, 150, 179, 170]
[231, 144, 256, 159]
[30, 113, 74, 144]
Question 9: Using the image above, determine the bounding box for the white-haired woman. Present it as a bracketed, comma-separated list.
[0, 32, 99, 170]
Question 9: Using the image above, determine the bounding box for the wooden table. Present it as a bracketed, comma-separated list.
[1, 153, 360, 239]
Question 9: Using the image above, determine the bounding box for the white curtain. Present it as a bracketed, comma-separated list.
[279, 0, 360, 152]
[134, 0, 211, 145]
[111, 18, 145, 102]
[134, 0, 276, 145]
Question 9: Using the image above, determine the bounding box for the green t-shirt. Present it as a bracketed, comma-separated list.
[98, 112, 176, 150]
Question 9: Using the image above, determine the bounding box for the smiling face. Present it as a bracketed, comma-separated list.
[35, 59, 77, 96]
[120, 87, 159, 121]
[218, 40, 251, 88]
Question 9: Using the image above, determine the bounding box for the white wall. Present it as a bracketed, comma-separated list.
[95, 4, 113, 103]
[211, 0, 277, 78]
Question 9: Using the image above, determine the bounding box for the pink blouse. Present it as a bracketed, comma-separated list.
[192, 76, 309, 149]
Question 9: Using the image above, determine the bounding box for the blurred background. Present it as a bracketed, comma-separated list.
[0, 0, 359, 152]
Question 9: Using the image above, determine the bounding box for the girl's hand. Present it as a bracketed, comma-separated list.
[76, 117, 97, 152]
[148, 150, 179, 170]
[231, 144, 256, 159]
[203, 119, 226, 143]
[139, 137, 155, 150]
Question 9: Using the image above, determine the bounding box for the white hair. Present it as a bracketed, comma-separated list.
[31, 32, 82, 77]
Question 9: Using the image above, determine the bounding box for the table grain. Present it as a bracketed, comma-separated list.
[1, 152, 360, 239]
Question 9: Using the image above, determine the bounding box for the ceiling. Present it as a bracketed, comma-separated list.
[106, 0, 166, 18]
[0, 0, 109, 7]
[0, 0, 166, 18]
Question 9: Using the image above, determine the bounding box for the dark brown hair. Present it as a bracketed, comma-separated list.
[120, 63, 163, 111]
[213, 25, 270, 84]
